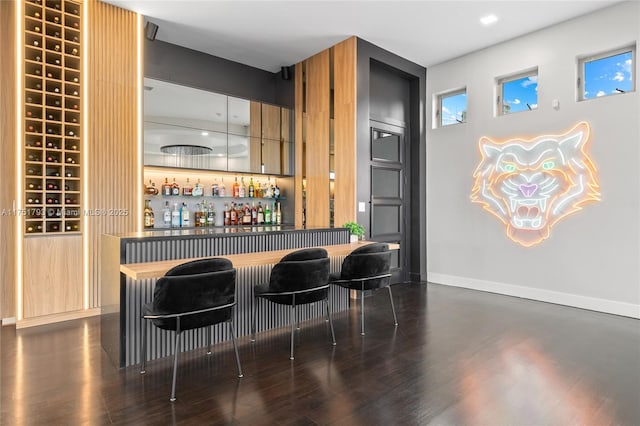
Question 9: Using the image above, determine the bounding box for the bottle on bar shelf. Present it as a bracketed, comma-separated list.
[274, 180, 280, 199]
[145, 179, 158, 195]
[144, 200, 154, 229]
[207, 203, 216, 227]
[264, 203, 272, 225]
[181, 202, 190, 227]
[257, 201, 264, 225]
[211, 178, 219, 197]
[162, 177, 171, 196]
[239, 177, 246, 198]
[192, 179, 203, 197]
[231, 203, 240, 225]
[265, 177, 273, 198]
[232, 177, 239, 198]
[248, 177, 255, 198]
[171, 178, 180, 196]
[194, 203, 202, 227]
[171, 203, 180, 228]
[242, 203, 251, 225]
[223, 203, 230, 226]
[275, 201, 282, 225]
[182, 178, 192, 196]
[199, 203, 207, 227]
[219, 178, 226, 197]
[251, 202, 257, 225]
[163, 201, 171, 227]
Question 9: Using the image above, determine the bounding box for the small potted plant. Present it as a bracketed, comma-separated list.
[343, 221, 365, 243]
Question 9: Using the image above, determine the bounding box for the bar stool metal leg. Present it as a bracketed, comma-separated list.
[388, 286, 398, 326]
[325, 298, 336, 345]
[290, 294, 296, 360]
[170, 317, 181, 402]
[140, 317, 147, 374]
[360, 289, 365, 336]
[251, 296, 258, 342]
[228, 320, 243, 378]
[207, 325, 212, 354]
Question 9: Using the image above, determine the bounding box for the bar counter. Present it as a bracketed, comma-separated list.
[101, 226, 353, 367]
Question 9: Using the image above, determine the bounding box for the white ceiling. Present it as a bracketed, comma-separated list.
[103, 0, 621, 73]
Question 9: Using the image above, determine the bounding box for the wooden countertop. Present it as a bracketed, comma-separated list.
[120, 241, 400, 280]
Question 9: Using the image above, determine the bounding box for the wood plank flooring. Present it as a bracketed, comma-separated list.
[1, 283, 639, 425]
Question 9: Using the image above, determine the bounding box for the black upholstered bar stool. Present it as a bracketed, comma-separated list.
[140, 258, 243, 402]
[329, 243, 397, 335]
[251, 248, 336, 360]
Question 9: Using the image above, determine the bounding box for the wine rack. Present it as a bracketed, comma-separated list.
[23, 0, 82, 235]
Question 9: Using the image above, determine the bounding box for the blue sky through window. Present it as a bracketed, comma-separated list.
[584, 51, 633, 99]
[502, 74, 538, 114]
[441, 91, 466, 126]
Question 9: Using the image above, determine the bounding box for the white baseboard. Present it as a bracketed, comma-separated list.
[427, 272, 640, 319]
[2, 317, 17, 326]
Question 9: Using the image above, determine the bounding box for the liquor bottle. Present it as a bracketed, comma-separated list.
[144, 200, 154, 229]
[264, 203, 272, 225]
[162, 177, 171, 196]
[223, 203, 230, 226]
[230, 202, 238, 225]
[251, 202, 257, 225]
[219, 178, 226, 197]
[242, 203, 251, 225]
[275, 202, 282, 225]
[256, 182, 262, 198]
[207, 203, 216, 227]
[163, 201, 171, 227]
[257, 201, 264, 225]
[211, 179, 219, 197]
[171, 203, 180, 228]
[194, 203, 202, 227]
[265, 177, 273, 198]
[232, 177, 240, 198]
[239, 177, 246, 198]
[274, 180, 280, 199]
[145, 179, 158, 195]
[181, 203, 190, 227]
[199, 203, 207, 227]
[192, 179, 203, 197]
[171, 178, 180, 196]
[182, 178, 192, 196]
[249, 177, 255, 198]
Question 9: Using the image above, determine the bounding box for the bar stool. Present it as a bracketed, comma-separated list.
[140, 258, 243, 402]
[251, 248, 336, 360]
[329, 243, 396, 335]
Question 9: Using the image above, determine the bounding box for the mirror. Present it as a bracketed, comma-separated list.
[143, 78, 293, 175]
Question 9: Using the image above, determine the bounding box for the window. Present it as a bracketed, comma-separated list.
[579, 45, 635, 101]
[436, 88, 467, 127]
[497, 69, 538, 115]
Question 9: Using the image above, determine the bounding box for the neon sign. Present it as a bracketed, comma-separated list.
[471, 122, 600, 247]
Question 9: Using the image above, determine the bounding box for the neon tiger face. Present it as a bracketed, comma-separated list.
[471, 122, 600, 247]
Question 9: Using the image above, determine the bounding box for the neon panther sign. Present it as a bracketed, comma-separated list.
[471, 122, 600, 247]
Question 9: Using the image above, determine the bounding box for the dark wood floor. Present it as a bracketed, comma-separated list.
[2, 282, 639, 425]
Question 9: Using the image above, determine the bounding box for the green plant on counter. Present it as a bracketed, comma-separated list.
[342, 222, 365, 239]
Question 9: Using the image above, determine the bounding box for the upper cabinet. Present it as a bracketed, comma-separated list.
[143, 78, 294, 176]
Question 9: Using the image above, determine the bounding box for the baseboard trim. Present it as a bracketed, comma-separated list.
[427, 272, 640, 319]
[2, 317, 17, 326]
[16, 308, 101, 329]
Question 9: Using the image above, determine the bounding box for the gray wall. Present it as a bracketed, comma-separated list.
[426, 2, 640, 317]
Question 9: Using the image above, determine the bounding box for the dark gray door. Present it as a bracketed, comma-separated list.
[369, 121, 408, 281]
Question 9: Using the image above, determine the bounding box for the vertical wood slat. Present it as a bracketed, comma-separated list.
[87, 1, 138, 309]
[0, 0, 17, 320]
[294, 63, 304, 227]
[333, 37, 357, 227]
[304, 49, 331, 228]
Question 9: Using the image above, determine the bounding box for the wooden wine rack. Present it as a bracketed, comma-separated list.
[23, 0, 82, 235]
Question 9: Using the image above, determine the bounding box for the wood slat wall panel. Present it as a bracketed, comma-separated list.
[333, 37, 357, 227]
[304, 49, 331, 227]
[23, 236, 83, 317]
[0, 0, 17, 320]
[87, 1, 139, 308]
[294, 63, 304, 227]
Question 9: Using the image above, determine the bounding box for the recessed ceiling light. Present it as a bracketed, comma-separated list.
[201, 131, 209, 136]
[480, 14, 498, 26]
